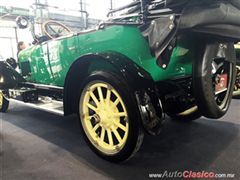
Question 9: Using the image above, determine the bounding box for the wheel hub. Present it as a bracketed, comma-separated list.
[98, 101, 118, 129]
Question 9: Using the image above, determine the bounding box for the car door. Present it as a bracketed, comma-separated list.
[47, 35, 78, 87]
[27, 42, 54, 84]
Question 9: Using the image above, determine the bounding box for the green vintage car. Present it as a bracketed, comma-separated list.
[1, 0, 240, 162]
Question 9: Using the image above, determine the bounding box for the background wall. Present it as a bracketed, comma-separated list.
[0, 0, 132, 59]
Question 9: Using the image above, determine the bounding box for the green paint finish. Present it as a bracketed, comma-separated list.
[18, 25, 193, 87]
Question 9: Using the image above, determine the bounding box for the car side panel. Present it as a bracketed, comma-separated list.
[47, 36, 78, 85]
[18, 44, 54, 84]
[19, 25, 193, 87]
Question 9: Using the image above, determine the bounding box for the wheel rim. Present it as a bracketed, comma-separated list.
[80, 81, 129, 155]
[0, 91, 3, 109]
[211, 56, 233, 109]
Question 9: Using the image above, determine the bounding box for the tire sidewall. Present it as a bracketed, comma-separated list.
[193, 42, 236, 118]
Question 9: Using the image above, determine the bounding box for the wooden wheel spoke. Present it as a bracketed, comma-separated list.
[100, 127, 105, 142]
[97, 87, 104, 102]
[92, 124, 100, 132]
[87, 103, 98, 112]
[114, 112, 127, 117]
[114, 121, 127, 132]
[90, 92, 99, 106]
[106, 89, 111, 101]
[113, 98, 120, 106]
[107, 129, 113, 145]
[113, 129, 122, 144]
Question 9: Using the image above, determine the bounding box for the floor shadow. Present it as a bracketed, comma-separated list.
[2, 102, 240, 180]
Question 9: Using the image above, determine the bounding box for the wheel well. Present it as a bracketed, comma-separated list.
[63, 55, 121, 115]
[63, 52, 164, 135]
[63, 52, 156, 116]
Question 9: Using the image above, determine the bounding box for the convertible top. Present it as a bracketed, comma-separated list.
[179, 0, 240, 40]
[141, 0, 240, 68]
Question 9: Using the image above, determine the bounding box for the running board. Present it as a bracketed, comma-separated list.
[10, 98, 64, 116]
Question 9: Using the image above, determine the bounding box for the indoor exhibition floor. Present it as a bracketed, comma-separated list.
[1, 100, 240, 180]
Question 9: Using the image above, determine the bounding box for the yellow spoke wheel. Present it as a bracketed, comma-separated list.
[80, 81, 129, 155]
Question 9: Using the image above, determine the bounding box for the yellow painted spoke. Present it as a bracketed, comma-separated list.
[114, 112, 127, 117]
[114, 121, 127, 132]
[100, 127, 105, 142]
[87, 103, 97, 112]
[113, 98, 120, 106]
[92, 123, 100, 132]
[113, 129, 122, 144]
[97, 87, 104, 102]
[107, 129, 113, 145]
[90, 92, 99, 106]
[106, 89, 111, 101]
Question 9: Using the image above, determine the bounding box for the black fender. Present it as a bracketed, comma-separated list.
[64, 51, 163, 135]
[0, 61, 25, 90]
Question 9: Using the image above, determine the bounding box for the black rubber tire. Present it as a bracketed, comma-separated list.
[168, 106, 201, 122]
[232, 61, 240, 99]
[193, 42, 236, 118]
[0, 92, 9, 113]
[78, 71, 144, 162]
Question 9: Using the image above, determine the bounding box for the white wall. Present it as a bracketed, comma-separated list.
[0, 0, 134, 59]
[86, 0, 132, 19]
[0, 25, 33, 60]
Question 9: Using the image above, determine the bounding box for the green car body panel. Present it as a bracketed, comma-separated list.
[18, 25, 193, 86]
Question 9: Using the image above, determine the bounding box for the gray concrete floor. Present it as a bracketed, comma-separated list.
[0, 100, 240, 180]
